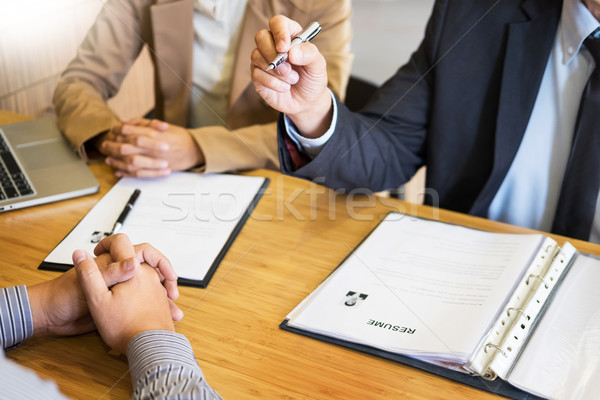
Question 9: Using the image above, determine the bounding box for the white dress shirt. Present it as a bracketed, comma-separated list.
[189, 0, 248, 128]
[488, 0, 600, 242]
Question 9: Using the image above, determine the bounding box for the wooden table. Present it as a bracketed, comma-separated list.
[2, 110, 598, 399]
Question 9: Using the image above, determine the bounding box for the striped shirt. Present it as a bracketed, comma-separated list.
[0, 286, 222, 399]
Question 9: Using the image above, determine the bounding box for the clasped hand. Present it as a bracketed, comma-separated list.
[100, 118, 204, 178]
[28, 234, 182, 354]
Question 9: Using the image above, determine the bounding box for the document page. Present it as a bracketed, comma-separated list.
[44, 172, 266, 284]
[287, 213, 543, 364]
[509, 254, 600, 400]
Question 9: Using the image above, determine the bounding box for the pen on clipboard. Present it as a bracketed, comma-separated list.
[265, 21, 322, 71]
[110, 189, 141, 235]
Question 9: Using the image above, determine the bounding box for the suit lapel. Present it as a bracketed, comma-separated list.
[470, 0, 563, 216]
[150, 0, 194, 126]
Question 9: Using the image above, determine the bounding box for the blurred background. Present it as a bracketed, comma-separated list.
[0, 0, 434, 199]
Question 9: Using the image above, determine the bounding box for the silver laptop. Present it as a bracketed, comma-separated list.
[0, 118, 99, 212]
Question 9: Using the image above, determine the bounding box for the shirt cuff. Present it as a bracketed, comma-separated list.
[284, 88, 338, 159]
[0, 286, 34, 350]
[127, 330, 202, 383]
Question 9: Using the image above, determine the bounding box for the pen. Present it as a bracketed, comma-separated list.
[110, 188, 141, 235]
[265, 21, 322, 71]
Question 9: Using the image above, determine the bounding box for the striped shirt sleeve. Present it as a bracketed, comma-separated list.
[0, 286, 67, 399]
[0, 285, 34, 350]
[128, 330, 223, 400]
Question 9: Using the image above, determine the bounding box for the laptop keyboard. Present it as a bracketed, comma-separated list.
[0, 130, 34, 201]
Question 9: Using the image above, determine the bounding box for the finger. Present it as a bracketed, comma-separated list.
[254, 28, 278, 67]
[114, 168, 172, 178]
[124, 117, 149, 126]
[93, 233, 137, 260]
[136, 244, 179, 299]
[106, 155, 169, 172]
[102, 140, 145, 157]
[124, 118, 169, 132]
[73, 249, 109, 305]
[169, 299, 184, 322]
[117, 134, 169, 153]
[148, 119, 169, 132]
[120, 121, 162, 136]
[288, 42, 325, 71]
[251, 62, 291, 93]
[101, 257, 139, 287]
[269, 15, 303, 53]
[113, 123, 159, 137]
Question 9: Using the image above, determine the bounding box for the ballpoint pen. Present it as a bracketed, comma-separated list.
[110, 188, 141, 235]
[265, 21, 322, 71]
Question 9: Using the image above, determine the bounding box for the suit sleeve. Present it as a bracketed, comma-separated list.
[279, 0, 448, 192]
[53, 0, 146, 158]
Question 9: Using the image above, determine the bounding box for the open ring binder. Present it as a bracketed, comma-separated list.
[466, 241, 574, 381]
[525, 274, 548, 288]
[484, 343, 506, 357]
[282, 212, 597, 399]
[506, 307, 527, 319]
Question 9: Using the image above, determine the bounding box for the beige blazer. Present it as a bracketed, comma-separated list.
[53, 0, 352, 172]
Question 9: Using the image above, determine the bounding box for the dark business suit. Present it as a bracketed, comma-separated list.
[278, 0, 562, 218]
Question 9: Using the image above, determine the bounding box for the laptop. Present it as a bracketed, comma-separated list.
[0, 118, 99, 212]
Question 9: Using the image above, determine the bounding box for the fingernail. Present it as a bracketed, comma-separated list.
[72, 249, 87, 264]
[289, 70, 299, 84]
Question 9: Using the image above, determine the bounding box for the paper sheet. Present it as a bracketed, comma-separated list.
[287, 213, 543, 363]
[44, 172, 266, 283]
[509, 254, 600, 400]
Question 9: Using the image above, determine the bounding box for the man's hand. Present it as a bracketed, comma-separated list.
[251, 15, 332, 138]
[27, 234, 182, 337]
[100, 118, 204, 178]
[74, 250, 175, 354]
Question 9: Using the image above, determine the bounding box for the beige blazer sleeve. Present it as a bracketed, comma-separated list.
[53, 0, 150, 158]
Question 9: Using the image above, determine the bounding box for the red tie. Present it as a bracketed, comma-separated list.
[284, 135, 311, 171]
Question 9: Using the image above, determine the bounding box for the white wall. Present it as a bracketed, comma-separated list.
[351, 0, 435, 85]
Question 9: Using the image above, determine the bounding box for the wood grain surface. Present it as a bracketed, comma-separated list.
[1, 110, 598, 399]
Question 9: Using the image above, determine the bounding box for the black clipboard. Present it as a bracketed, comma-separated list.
[39, 175, 270, 288]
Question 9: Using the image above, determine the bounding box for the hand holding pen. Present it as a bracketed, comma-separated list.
[251, 16, 333, 138]
[265, 21, 321, 71]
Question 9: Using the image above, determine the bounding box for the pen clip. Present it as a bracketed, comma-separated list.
[296, 22, 321, 43]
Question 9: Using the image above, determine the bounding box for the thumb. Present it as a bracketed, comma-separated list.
[73, 249, 110, 305]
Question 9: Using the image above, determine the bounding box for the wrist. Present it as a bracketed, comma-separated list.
[26, 284, 50, 336]
[92, 130, 110, 156]
[288, 90, 333, 139]
[189, 133, 205, 169]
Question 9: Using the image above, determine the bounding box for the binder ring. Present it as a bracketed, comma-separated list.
[526, 274, 549, 288]
[484, 343, 507, 357]
[507, 307, 525, 318]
